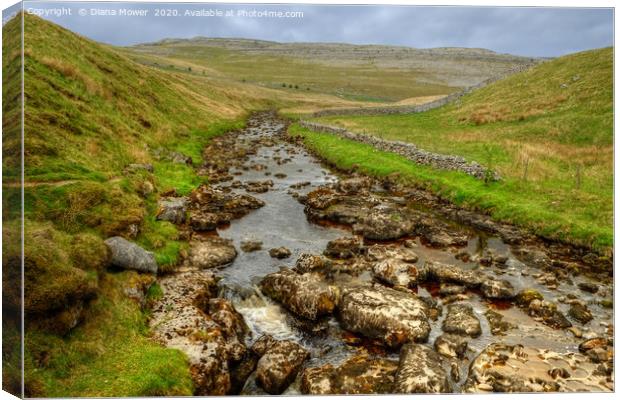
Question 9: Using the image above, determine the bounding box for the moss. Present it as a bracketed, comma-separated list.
[22, 221, 98, 315]
[70, 232, 110, 273]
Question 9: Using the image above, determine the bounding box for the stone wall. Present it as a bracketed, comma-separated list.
[312, 62, 539, 118]
[298, 121, 500, 181]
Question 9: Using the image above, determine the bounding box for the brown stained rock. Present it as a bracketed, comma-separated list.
[252, 336, 309, 394]
[394, 344, 450, 393]
[188, 236, 237, 269]
[464, 343, 613, 392]
[324, 236, 364, 259]
[338, 285, 431, 348]
[259, 268, 339, 320]
[442, 303, 482, 337]
[300, 353, 398, 394]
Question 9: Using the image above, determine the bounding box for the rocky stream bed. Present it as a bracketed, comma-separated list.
[146, 112, 613, 395]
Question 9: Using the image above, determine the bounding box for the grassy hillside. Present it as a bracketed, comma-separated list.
[1, 13, 337, 397]
[306, 47, 613, 251]
[128, 38, 533, 103]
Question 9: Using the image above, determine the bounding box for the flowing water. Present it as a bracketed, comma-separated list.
[198, 113, 612, 393]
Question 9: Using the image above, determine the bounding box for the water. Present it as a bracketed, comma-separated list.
[202, 113, 612, 392]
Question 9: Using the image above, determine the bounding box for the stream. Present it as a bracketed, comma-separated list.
[151, 111, 614, 394]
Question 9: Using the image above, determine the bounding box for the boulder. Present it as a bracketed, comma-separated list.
[300, 353, 398, 394]
[190, 211, 220, 231]
[526, 299, 572, 329]
[105, 236, 158, 273]
[394, 344, 450, 393]
[150, 269, 248, 395]
[324, 236, 364, 259]
[434, 334, 468, 358]
[269, 247, 291, 259]
[515, 288, 544, 307]
[294, 253, 332, 274]
[577, 282, 598, 294]
[372, 258, 426, 288]
[338, 285, 431, 348]
[480, 279, 516, 300]
[240, 239, 263, 253]
[189, 236, 237, 269]
[425, 261, 483, 288]
[156, 197, 188, 224]
[442, 303, 481, 337]
[252, 336, 309, 394]
[353, 208, 413, 240]
[568, 303, 593, 324]
[259, 268, 339, 320]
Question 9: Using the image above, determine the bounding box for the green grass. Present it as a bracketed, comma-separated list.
[1, 14, 257, 396]
[290, 123, 612, 253]
[25, 272, 194, 397]
[308, 48, 613, 252]
[127, 42, 459, 102]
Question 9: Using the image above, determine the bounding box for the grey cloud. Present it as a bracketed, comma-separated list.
[20, 1, 613, 57]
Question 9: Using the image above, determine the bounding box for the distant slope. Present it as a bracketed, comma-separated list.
[129, 37, 536, 102]
[310, 47, 613, 250]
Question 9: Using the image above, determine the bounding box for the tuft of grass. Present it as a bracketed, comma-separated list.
[290, 123, 613, 253]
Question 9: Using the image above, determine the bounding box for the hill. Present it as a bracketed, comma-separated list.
[128, 37, 536, 102]
[302, 47, 613, 251]
[1, 13, 357, 397]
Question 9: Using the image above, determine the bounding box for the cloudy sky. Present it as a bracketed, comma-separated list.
[5, 1, 614, 57]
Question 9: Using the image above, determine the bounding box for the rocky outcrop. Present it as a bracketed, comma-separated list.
[300, 353, 398, 394]
[150, 269, 249, 395]
[394, 344, 450, 393]
[259, 268, 339, 320]
[252, 335, 309, 394]
[104, 236, 158, 273]
[338, 285, 431, 348]
[464, 343, 613, 392]
[442, 303, 482, 337]
[188, 236, 237, 269]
